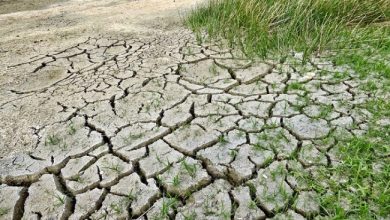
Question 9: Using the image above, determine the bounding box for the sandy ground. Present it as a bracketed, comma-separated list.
[0, 0, 203, 157]
[0, 0, 202, 86]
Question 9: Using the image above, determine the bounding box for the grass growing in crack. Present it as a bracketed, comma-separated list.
[45, 134, 61, 146]
[102, 162, 123, 174]
[314, 104, 334, 119]
[155, 175, 163, 186]
[270, 164, 287, 181]
[217, 135, 229, 145]
[172, 174, 181, 187]
[68, 123, 77, 135]
[158, 197, 179, 219]
[0, 207, 9, 217]
[331, 31, 390, 79]
[45, 134, 68, 150]
[71, 174, 85, 183]
[229, 149, 238, 158]
[59, 143, 68, 150]
[156, 153, 172, 168]
[290, 107, 390, 219]
[186, 0, 389, 59]
[181, 160, 197, 178]
[315, 131, 390, 219]
[125, 190, 136, 202]
[248, 199, 257, 210]
[110, 199, 128, 215]
[288, 82, 306, 91]
[53, 193, 66, 207]
[209, 62, 219, 76]
[278, 183, 291, 201]
[252, 143, 265, 152]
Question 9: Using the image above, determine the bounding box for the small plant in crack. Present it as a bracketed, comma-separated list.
[275, 130, 289, 142]
[59, 142, 68, 151]
[181, 122, 191, 130]
[253, 143, 265, 151]
[155, 153, 164, 164]
[265, 121, 279, 129]
[256, 132, 269, 141]
[172, 174, 181, 187]
[270, 164, 287, 181]
[279, 183, 291, 202]
[317, 104, 333, 119]
[102, 162, 123, 174]
[218, 135, 229, 145]
[53, 193, 66, 207]
[0, 207, 10, 217]
[333, 72, 349, 81]
[110, 201, 124, 215]
[296, 95, 311, 108]
[288, 82, 306, 91]
[45, 134, 61, 146]
[156, 155, 173, 171]
[248, 199, 258, 210]
[187, 47, 193, 55]
[263, 156, 274, 166]
[160, 197, 179, 218]
[156, 175, 163, 185]
[236, 130, 246, 138]
[126, 190, 136, 202]
[209, 62, 219, 76]
[263, 192, 277, 203]
[68, 123, 77, 135]
[152, 99, 162, 109]
[181, 160, 197, 178]
[247, 182, 256, 194]
[249, 118, 261, 129]
[72, 174, 84, 183]
[195, 32, 203, 45]
[229, 149, 238, 158]
[184, 190, 193, 199]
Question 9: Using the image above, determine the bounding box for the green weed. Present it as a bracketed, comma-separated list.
[181, 160, 197, 177]
[45, 134, 61, 146]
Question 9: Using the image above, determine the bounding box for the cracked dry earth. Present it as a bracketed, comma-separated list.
[0, 1, 382, 220]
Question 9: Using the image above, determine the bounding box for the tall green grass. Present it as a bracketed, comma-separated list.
[186, 0, 390, 58]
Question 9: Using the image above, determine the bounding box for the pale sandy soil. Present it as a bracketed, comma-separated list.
[0, 0, 203, 157]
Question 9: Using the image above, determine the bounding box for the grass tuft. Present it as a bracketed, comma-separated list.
[186, 0, 390, 59]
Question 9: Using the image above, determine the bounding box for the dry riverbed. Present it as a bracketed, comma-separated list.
[0, 0, 388, 219]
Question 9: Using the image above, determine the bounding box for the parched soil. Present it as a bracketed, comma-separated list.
[0, 0, 386, 219]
